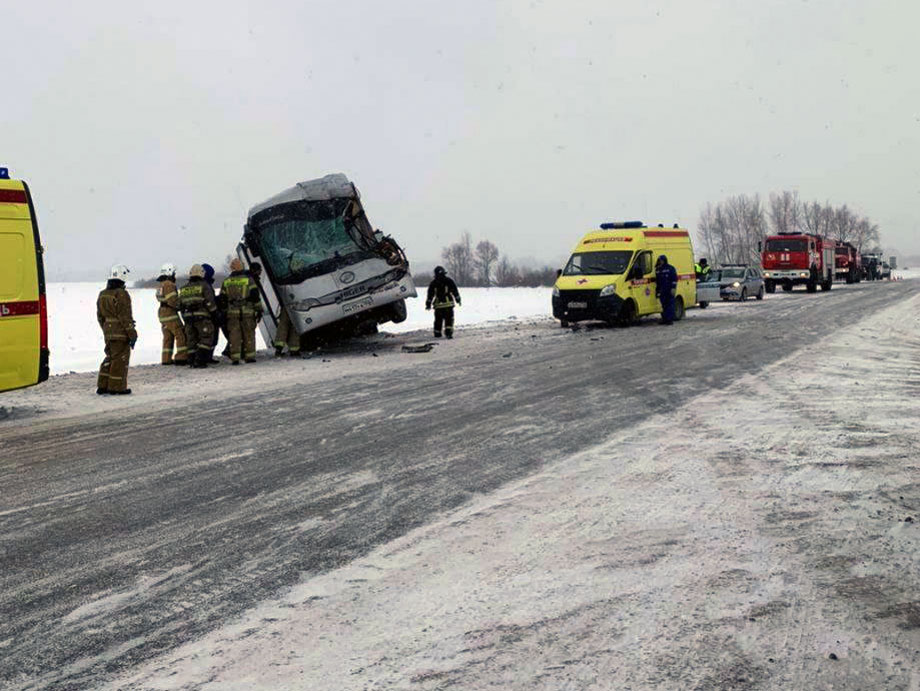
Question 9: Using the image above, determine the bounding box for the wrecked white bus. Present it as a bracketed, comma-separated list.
[237, 174, 416, 348]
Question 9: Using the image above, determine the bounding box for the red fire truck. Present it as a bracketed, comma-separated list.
[834, 241, 862, 284]
[761, 232, 835, 293]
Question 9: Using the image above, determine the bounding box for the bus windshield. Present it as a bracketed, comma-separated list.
[250, 199, 376, 284]
[563, 251, 633, 276]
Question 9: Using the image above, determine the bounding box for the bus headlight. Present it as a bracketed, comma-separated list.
[599, 284, 617, 297]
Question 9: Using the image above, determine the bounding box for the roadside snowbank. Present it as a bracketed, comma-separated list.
[111, 295, 920, 689]
[44, 283, 552, 375]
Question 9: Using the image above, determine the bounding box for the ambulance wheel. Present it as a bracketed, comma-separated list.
[560, 319, 569, 328]
[698, 301, 709, 309]
[618, 301, 638, 327]
[674, 297, 685, 321]
[756, 286, 764, 300]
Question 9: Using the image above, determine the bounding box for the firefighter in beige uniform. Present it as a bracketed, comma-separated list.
[155, 263, 188, 365]
[220, 258, 263, 364]
[178, 264, 218, 368]
[274, 307, 301, 357]
[96, 264, 138, 395]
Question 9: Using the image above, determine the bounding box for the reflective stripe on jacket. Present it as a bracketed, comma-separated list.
[97, 281, 137, 341]
[220, 271, 262, 317]
[156, 278, 182, 324]
[179, 278, 217, 319]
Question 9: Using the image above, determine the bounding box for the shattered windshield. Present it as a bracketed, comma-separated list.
[249, 198, 376, 284]
[563, 251, 633, 276]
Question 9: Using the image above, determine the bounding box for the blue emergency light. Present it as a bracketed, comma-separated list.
[0, 167, 9, 180]
[600, 221, 644, 230]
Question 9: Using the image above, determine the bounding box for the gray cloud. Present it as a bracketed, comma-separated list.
[3, 0, 918, 280]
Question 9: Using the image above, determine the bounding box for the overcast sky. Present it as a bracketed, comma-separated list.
[4, 0, 919, 279]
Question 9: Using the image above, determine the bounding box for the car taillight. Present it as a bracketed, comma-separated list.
[39, 293, 48, 350]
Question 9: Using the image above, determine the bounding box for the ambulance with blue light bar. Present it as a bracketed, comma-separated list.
[0, 167, 49, 392]
[552, 221, 697, 326]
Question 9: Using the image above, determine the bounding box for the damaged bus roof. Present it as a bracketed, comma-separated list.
[248, 173, 359, 219]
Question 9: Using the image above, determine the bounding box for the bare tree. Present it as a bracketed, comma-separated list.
[474, 240, 500, 286]
[699, 194, 766, 265]
[441, 231, 474, 285]
[768, 190, 801, 235]
[495, 255, 519, 287]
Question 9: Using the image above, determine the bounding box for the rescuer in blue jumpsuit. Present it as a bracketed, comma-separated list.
[655, 254, 678, 325]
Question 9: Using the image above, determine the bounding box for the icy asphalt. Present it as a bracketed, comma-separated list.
[0, 280, 917, 689]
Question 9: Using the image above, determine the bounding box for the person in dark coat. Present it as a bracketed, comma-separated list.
[425, 266, 461, 338]
[655, 254, 678, 325]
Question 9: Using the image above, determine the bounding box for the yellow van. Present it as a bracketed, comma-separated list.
[552, 221, 697, 326]
[0, 168, 49, 391]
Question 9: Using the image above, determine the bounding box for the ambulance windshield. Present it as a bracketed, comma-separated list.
[563, 251, 632, 276]
[249, 199, 376, 284]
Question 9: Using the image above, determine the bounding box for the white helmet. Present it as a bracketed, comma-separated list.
[160, 262, 176, 277]
[110, 264, 130, 281]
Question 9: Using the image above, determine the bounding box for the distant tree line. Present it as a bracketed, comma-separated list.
[415, 232, 557, 287]
[698, 190, 882, 265]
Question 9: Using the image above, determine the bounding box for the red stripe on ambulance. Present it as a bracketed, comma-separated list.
[0, 300, 40, 317]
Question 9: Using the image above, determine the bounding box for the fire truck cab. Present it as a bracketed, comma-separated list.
[834, 241, 862, 284]
[761, 232, 834, 294]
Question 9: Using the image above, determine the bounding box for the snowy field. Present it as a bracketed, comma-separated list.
[45, 283, 552, 375]
[46, 271, 919, 376]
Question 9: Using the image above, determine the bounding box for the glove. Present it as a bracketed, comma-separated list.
[425, 303, 431, 311]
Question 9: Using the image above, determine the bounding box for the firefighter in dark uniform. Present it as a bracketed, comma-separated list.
[220, 258, 263, 364]
[425, 266, 461, 338]
[96, 264, 137, 394]
[179, 264, 219, 367]
[155, 262, 188, 365]
[655, 254, 678, 325]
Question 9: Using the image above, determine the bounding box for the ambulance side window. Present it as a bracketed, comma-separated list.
[639, 251, 653, 275]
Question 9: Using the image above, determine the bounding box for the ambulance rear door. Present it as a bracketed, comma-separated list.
[0, 170, 49, 391]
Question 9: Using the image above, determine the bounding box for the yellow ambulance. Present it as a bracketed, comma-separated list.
[552, 221, 697, 326]
[0, 168, 49, 391]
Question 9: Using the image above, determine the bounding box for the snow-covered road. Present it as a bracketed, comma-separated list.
[1, 279, 918, 689]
